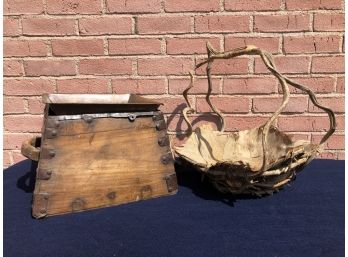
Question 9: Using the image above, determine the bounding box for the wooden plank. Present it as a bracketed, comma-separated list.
[34, 115, 175, 217]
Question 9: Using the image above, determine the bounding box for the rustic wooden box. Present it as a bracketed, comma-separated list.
[21, 94, 177, 218]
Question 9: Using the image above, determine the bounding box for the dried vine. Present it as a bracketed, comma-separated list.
[182, 43, 336, 146]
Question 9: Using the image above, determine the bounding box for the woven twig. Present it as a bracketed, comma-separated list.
[175, 43, 336, 195]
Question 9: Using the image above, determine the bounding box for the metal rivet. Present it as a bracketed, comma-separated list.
[51, 130, 57, 136]
[46, 170, 52, 176]
[54, 120, 60, 128]
[161, 155, 168, 164]
[156, 123, 163, 131]
[158, 137, 168, 147]
[40, 208, 46, 214]
[82, 115, 93, 123]
[128, 114, 136, 121]
[49, 150, 55, 157]
[44, 195, 49, 200]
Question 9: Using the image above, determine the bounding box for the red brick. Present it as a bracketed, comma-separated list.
[12, 151, 27, 163]
[312, 56, 344, 73]
[4, 79, 55, 96]
[318, 152, 338, 159]
[52, 39, 104, 56]
[286, 0, 342, 10]
[56, 78, 109, 93]
[4, 0, 44, 14]
[109, 38, 162, 55]
[169, 78, 220, 94]
[79, 58, 132, 75]
[137, 16, 191, 34]
[138, 57, 193, 75]
[79, 17, 132, 35]
[288, 133, 310, 141]
[4, 40, 48, 57]
[22, 18, 76, 36]
[4, 60, 23, 77]
[336, 115, 345, 131]
[337, 152, 345, 160]
[225, 116, 269, 131]
[165, 0, 219, 12]
[166, 37, 220, 55]
[312, 134, 344, 150]
[336, 77, 344, 93]
[285, 77, 335, 93]
[168, 114, 233, 132]
[255, 56, 310, 74]
[4, 115, 43, 133]
[47, 0, 102, 14]
[4, 133, 34, 150]
[314, 13, 344, 31]
[225, 36, 280, 53]
[166, 114, 187, 132]
[195, 15, 250, 33]
[284, 36, 341, 54]
[106, 0, 161, 13]
[4, 97, 26, 114]
[169, 114, 263, 132]
[278, 116, 338, 132]
[252, 96, 308, 113]
[28, 98, 45, 114]
[196, 57, 249, 75]
[254, 14, 310, 32]
[225, 0, 281, 11]
[158, 97, 190, 113]
[112, 78, 166, 94]
[3, 151, 12, 167]
[197, 96, 249, 113]
[24, 60, 76, 76]
[4, 17, 20, 36]
[223, 77, 277, 94]
[309, 97, 344, 113]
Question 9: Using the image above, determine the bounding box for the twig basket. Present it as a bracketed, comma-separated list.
[173, 44, 336, 196]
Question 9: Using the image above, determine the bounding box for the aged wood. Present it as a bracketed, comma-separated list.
[22, 94, 177, 218]
[21, 137, 41, 162]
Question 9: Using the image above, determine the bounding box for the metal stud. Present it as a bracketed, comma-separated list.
[128, 114, 136, 122]
[158, 136, 169, 147]
[49, 150, 55, 158]
[161, 153, 173, 165]
[82, 115, 93, 124]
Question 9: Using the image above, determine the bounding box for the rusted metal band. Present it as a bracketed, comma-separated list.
[52, 111, 159, 121]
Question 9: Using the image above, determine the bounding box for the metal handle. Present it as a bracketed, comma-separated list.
[21, 137, 41, 162]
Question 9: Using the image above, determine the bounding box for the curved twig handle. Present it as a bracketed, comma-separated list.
[281, 77, 336, 145]
[183, 44, 291, 171]
[182, 72, 196, 135]
[181, 43, 336, 171]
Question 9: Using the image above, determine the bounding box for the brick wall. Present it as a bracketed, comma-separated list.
[3, 0, 345, 167]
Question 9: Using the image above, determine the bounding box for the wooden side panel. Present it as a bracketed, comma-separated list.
[33, 115, 176, 218]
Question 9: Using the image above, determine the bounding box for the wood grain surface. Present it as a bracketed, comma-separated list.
[33, 114, 176, 218]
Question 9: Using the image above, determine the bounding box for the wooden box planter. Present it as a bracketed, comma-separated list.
[21, 94, 177, 218]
